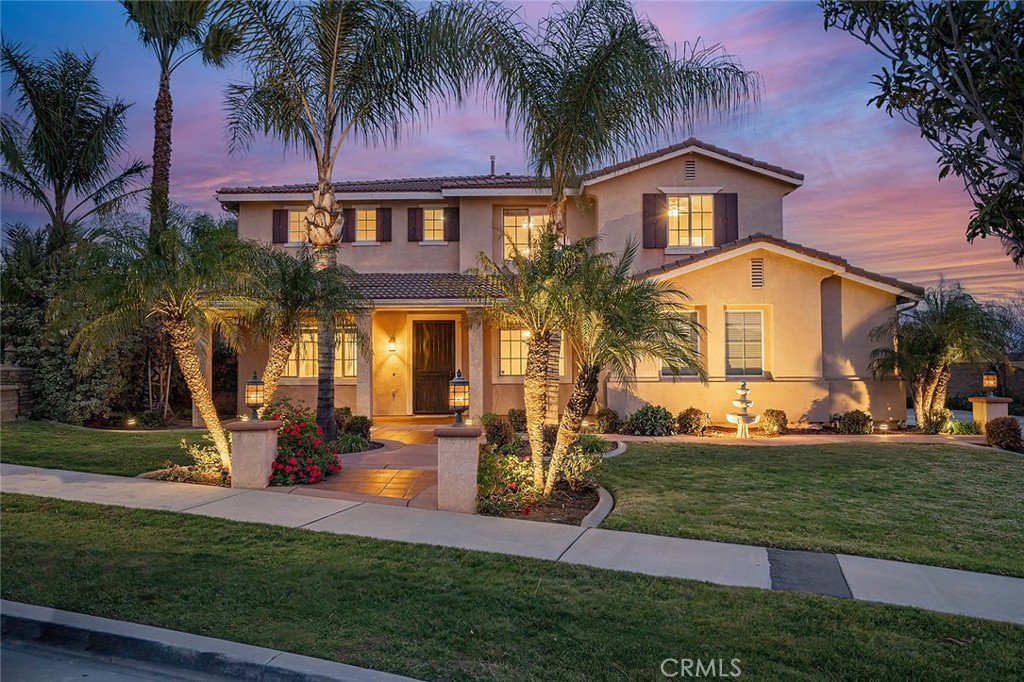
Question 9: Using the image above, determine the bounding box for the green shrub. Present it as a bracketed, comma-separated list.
[336, 433, 371, 453]
[837, 409, 873, 435]
[946, 393, 973, 411]
[986, 417, 1022, 452]
[265, 398, 341, 485]
[497, 434, 525, 456]
[481, 412, 514, 448]
[945, 420, 980, 436]
[559, 444, 604, 492]
[760, 409, 787, 435]
[575, 433, 610, 455]
[138, 410, 166, 428]
[624, 404, 676, 436]
[919, 408, 952, 435]
[158, 434, 229, 485]
[595, 407, 620, 434]
[477, 448, 535, 515]
[343, 415, 372, 440]
[1009, 400, 1024, 417]
[507, 408, 527, 432]
[334, 406, 353, 432]
[675, 407, 706, 436]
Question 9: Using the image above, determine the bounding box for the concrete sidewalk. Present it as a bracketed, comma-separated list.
[2, 463, 1022, 625]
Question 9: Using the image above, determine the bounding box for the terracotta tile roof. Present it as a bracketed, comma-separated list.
[217, 175, 539, 195]
[643, 233, 923, 296]
[354, 272, 486, 300]
[584, 137, 804, 183]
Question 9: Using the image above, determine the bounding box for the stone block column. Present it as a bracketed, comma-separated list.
[434, 426, 483, 513]
[355, 312, 373, 416]
[225, 420, 282, 489]
[969, 396, 1013, 433]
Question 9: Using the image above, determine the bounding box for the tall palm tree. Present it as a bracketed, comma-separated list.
[220, 0, 480, 439]
[248, 245, 367, 412]
[467, 232, 593, 489]
[0, 43, 148, 252]
[870, 282, 1009, 426]
[120, 1, 236, 235]
[53, 211, 258, 467]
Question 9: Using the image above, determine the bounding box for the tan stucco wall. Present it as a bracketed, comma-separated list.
[236, 337, 357, 416]
[585, 153, 795, 273]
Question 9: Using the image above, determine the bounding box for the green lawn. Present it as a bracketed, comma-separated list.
[2, 494, 1021, 681]
[601, 442, 1024, 577]
[0, 421, 206, 476]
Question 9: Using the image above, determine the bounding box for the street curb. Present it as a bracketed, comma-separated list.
[601, 441, 627, 458]
[581, 486, 614, 528]
[0, 600, 421, 682]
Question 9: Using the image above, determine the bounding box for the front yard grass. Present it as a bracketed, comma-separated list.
[601, 442, 1024, 576]
[2, 493, 1022, 681]
[0, 421, 205, 476]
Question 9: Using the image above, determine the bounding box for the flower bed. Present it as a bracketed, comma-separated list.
[266, 399, 342, 486]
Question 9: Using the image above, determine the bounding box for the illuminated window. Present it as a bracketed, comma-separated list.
[423, 208, 445, 242]
[287, 210, 306, 243]
[356, 209, 376, 242]
[502, 207, 546, 259]
[283, 326, 358, 378]
[667, 195, 713, 247]
[499, 328, 564, 376]
[661, 311, 700, 376]
[725, 311, 763, 376]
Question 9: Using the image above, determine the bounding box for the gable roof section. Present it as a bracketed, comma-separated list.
[582, 138, 804, 188]
[644, 233, 922, 301]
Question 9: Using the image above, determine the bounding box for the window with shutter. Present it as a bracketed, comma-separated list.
[423, 208, 445, 241]
[667, 195, 713, 247]
[355, 209, 376, 242]
[725, 311, 763, 376]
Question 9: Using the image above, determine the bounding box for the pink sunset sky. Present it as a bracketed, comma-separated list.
[1, 0, 1019, 300]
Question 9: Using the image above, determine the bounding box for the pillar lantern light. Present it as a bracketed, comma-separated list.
[244, 371, 265, 420]
[448, 369, 470, 426]
[982, 371, 998, 396]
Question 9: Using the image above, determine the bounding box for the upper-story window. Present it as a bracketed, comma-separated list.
[503, 207, 546, 259]
[288, 210, 306, 243]
[356, 209, 377, 242]
[668, 195, 713, 247]
[423, 208, 445, 242]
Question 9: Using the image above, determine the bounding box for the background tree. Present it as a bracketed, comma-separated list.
[54, 211, 258, 466]
[220, 0, 479, 439]
[248, 246, 367, 413]
[869, 282, 1009, 426]
[120, 0, 236, 235]
[822, 1, 1024, 264]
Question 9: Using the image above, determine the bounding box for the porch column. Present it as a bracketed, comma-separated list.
[468, 314, 484, 423]
[191, 325, 213, 428]
[355, 312, 373, 416]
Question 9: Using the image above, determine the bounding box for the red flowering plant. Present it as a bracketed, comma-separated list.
[265, 398, 342, 485]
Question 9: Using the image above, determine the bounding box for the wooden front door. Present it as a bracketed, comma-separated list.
[413, 321, 456, 414]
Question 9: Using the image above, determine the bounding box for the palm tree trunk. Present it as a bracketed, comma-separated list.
[930, 365, 952, 414]
[165, 321, 230, 469]
[544, 364, 599, 497]
[316, 314, 338, 441]
[912, 374, 927, 427]
[260, 329, 295, 415]
[524, 333, 551, 489]
[150, 68, 172, 236]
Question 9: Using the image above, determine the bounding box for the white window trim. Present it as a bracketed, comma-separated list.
[658, 186, 722, 194]
[352, 241, 381, 246]
[419, 241, 448, 246]
[664, 246, 707, 256]
[724, 309, 765, 378]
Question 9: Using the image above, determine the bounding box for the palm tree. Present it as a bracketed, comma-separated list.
[870, 282, 1010, 426]
[544, 239, 703, 496]
[0, 43, 148, 252]
[467, 232, 593, 489]
[248, 246, 367, 413]
[53, 211, 258, 467]
[120, 1, 236, 235]
[219, 0, 480, 439]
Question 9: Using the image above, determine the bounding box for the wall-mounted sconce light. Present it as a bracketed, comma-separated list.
[387, 337, 397, 353]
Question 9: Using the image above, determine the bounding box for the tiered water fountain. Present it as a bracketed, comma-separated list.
[726, 381, 760, 438]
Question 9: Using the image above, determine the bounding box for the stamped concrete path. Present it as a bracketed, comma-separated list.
[2, 462, 1022, 625]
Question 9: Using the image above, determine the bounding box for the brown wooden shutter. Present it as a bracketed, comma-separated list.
[713, 193, 738, 245]
[407, 207, 423, 242]
[443, 207, 460, 241]
[376, 207, 392, 242]
[642, 193, 667, 248]
[341, 208, 356, 243]
[272, 209, 288, 244]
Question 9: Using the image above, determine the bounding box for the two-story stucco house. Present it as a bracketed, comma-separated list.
[218, 138, 921, 425]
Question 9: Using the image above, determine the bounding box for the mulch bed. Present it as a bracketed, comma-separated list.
[501, 481, 599, 526]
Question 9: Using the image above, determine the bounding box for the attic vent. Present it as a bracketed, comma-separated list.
[750, 258, 765, 288]
[684, 160, 697, 180]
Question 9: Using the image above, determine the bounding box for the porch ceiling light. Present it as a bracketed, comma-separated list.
[387, 336, 397, 353]
[448, 369, 469, 426]
[245, 371, 265, 420]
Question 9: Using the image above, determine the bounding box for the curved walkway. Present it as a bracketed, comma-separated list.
[2, 462, 1021, 625]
